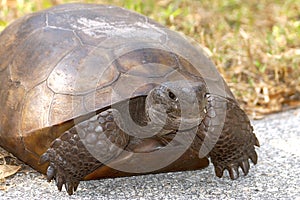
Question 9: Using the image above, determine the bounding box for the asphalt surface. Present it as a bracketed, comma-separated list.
[0, 108, 299, 200]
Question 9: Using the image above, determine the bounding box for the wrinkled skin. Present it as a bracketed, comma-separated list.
[0, 3, 259, 195]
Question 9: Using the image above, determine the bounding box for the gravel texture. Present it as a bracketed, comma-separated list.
[0, 108, 299, 200]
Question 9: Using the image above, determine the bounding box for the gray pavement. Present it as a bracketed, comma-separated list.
[0, 108, 299, 199]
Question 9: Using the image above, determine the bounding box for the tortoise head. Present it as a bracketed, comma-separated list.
[145, 81, 207, 132]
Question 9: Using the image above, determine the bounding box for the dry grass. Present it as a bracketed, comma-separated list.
[1, 0, 299, 118]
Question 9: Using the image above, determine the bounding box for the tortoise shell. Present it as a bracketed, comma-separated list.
[0, 4, 235, 175]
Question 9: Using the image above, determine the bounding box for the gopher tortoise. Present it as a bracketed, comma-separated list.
[0, 3, 259, 195]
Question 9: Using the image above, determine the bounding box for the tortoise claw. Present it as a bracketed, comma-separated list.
[214, 165, 224, 178]
[73, 182, 79, 192]
[65, 181, 79, 195]
[240, 159, 250, 175]
[56, 175, 64, 192]
[65, 184, 71, 195]
[254, 136, 260, 147]
[228, 165, 239, 180]
[46, 165, 55, 182]
[249, 151, 258, 164]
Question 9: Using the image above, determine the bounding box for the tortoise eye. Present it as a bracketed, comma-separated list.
[168, 91, 177, 100]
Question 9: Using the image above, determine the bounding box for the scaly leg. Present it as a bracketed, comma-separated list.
[197, 94, 259, 179]
[39, 109, 129, 195]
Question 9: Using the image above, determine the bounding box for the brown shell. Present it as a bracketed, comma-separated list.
[0, 4, 233, 171]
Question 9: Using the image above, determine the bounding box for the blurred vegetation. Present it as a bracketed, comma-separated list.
[0, 0, 299, 118]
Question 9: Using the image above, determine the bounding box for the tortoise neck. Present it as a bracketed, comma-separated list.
[128, 96, 149, 126]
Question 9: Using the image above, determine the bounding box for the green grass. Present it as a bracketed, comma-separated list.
[1, 0, 299, 118]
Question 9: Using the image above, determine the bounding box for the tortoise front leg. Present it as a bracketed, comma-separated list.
[197, 94, 260, 179]
[39, 109, 129, 195]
